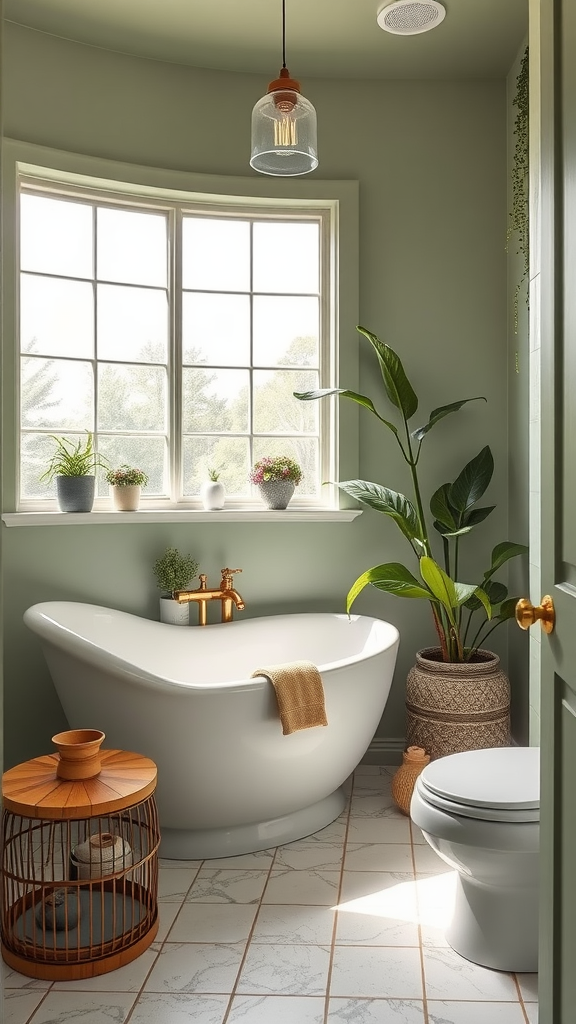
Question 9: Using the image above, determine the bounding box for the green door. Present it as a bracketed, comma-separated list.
[532, 0, 576, 1018]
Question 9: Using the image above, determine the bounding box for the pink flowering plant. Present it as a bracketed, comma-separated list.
[249, 456, 302, 486]
[105, 465, 149, 488]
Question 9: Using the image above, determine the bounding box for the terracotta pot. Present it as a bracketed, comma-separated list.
[406, 647, 511, 760]
[52, 729, 105, 780]
[111, 484, 141, 511]
[391, 746, 430, 816]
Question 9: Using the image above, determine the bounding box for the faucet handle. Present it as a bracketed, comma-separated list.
[221, 567, 242, 589]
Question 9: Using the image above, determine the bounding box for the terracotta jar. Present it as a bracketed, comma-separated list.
[391, 746, 430, 816]
[52, 729, 105, 780]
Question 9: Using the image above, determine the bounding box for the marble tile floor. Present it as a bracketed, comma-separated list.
[3, 765, 539, 1024]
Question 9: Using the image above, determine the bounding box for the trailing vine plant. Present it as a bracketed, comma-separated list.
[507, 46, 529, 333]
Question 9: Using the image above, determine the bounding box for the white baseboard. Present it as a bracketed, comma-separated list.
[361, 736, 405, 766]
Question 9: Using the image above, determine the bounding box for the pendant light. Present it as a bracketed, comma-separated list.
[250, 0, 318, 177]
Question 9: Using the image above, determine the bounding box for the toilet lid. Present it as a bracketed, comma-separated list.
[418, 747, 540, 822]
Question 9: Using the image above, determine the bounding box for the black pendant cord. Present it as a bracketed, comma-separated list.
[282, 0, 287, 68]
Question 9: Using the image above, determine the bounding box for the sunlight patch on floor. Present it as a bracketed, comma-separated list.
[334, 871, 457, 929]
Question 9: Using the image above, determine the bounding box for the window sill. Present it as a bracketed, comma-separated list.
[2, 508, 362, 527]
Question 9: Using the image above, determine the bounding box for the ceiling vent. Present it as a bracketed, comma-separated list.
[377, 0, 446, 35]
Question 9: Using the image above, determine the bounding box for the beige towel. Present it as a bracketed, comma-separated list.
[251, 660, 328, 735]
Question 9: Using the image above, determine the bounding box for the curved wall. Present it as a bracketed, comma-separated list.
[2, 24, 512, 766]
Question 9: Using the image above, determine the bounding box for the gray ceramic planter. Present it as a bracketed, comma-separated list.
[258, 480, 295, 510]
[56, 475, 96, 512]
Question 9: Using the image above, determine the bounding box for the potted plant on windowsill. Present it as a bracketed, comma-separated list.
[295, 326, 528, 759]
[40, 432, 108, 513]
[250, 456, 302, 510]
[106, 465, 149, 512]
[153, 547, 199, 625]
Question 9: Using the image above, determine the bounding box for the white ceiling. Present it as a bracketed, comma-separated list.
[5, 0, 528, 80]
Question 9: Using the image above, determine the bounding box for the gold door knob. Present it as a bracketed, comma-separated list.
[515, 595, 555, 634]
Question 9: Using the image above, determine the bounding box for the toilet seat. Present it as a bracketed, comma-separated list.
[417, 746, 540, 823]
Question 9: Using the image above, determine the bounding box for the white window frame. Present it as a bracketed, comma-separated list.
[1, 141, 360, 525]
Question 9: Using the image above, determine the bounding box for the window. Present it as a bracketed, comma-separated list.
[18, 177, 336, 508]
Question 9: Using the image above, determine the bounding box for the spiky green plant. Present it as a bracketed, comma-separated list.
[40, 432, 108, 482]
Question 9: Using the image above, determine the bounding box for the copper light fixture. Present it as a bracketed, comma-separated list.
[250, 0, 318, 176]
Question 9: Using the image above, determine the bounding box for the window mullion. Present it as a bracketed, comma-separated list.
[92, 204, 98, 449]
[249, 219, 255, 474]
[171, 206, 182, 502]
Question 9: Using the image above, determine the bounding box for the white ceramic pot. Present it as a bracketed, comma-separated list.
[111, 484, 141, 511]
[159, 597, 190, 625]
[200, 480, 225, 510]
[71, 832, 133, 880]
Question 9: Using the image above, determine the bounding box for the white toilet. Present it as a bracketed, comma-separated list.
[410, 745, 539, 972]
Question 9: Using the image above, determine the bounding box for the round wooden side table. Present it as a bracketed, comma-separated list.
[1, 746, 160, 980]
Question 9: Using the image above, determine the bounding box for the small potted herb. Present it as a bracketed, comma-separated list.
[40, 432, 108, 512]
[153, 547, 199, 625]
[200, 467, 225, 511]
[249, 455, 302, 510]
[105, 465, 149, 512]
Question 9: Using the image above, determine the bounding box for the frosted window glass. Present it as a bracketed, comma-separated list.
[183, 217, 250, 292]
[253, 296, 319, 367]
[20, 274, 94, 358]
[21, 358, 93, 430]
[253, 221, 319, 294]
[182, 368, 249, 432]
[20, 194, 93, 279]
[97, 284, 168, 362]
[253, 369, 318, 434]
[182, 292, 250, 366]
[97, 364, 167, 431]
[97, 207, 167, 287]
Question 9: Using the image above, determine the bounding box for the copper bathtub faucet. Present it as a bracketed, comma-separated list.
[175, 568, 245, 626]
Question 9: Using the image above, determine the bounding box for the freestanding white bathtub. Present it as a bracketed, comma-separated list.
[24, 602, 400, 859]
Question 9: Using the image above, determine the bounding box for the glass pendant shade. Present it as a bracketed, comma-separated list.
[250, 70, 318, 177]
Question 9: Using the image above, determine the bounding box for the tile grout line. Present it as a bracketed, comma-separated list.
[513, 972, 533, 1024]
[219, 844, 280, 1024]
[123, 859, 205, 1023]
[22, 987, 54, 1024]
[322, 772, 354, 1024]
[409, 803, 430, 1024]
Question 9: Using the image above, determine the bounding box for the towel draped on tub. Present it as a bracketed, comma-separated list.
[251, 660, 328, 735]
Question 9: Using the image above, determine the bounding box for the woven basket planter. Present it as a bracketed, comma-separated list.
[406, 647, 511, 760]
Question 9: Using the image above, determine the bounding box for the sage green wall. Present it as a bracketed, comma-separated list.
[2, 24, 513, 768]
[506, 41, 531, 745]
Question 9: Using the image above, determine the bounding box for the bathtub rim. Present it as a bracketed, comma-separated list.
[24, 601, 400, 696]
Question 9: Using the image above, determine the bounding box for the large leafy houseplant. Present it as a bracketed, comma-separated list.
[295, 327, 527, 663]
